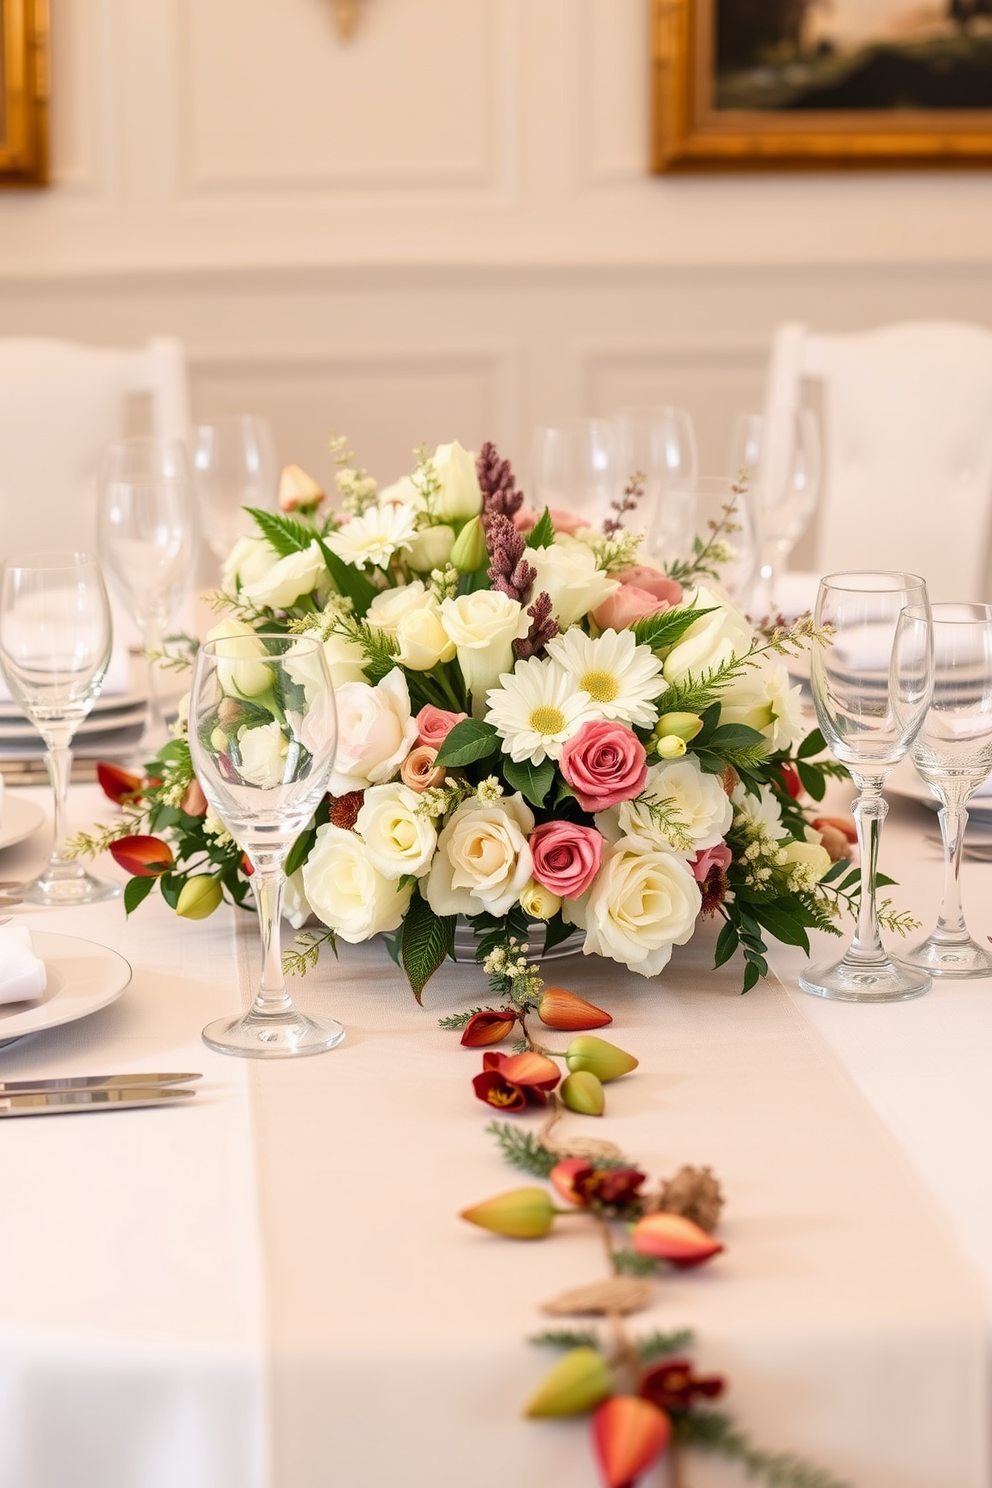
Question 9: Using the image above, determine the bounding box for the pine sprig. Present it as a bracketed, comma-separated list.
[437, 1006, 492, 1030]
[613, 1248, 661, 1276]
[245, 506, 318, 558]
[485, 1121, 558, 1178]
[530, 1328, 601, 1350]
[675, 1409, 851, 1488]
[635, 1328, 696, 1362]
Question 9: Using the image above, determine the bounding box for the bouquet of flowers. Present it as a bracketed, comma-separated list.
[80, 437, 864, 1000]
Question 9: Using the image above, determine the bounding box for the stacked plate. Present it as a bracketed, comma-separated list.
[0, 687, 147, 766]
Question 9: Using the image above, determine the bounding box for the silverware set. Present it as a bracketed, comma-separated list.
[0, 1072, 201, 1117]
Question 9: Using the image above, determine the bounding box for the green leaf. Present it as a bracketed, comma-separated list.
[714, 917, 739, 968]
[796, 760, 827, 802]
[433, 718, 500, 768]
[285, 825, 316, 879]
[542, 911, 579, 956]
[796, 727, 827, 760]
[501, 754, 556, 807]
[631, 604, 716, 653]
[157, 871, 184, 912]
[750, 901, 811, 952]
[524, 507, 555, 550]
[123, 875, 156, 916]
[317, 540, 380, 617]
[244, 506, 314, 557]
[553, 776, 577, 806]
[708, 722, 767, 750]
[400, 892, 456, 1004]
[741, 959, 762, 993]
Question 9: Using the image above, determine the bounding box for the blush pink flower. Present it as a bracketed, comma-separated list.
[592, 585, 669, 632]
[513, 505, 589, 537]
[529, 820, 604, 900]
[618, 567, 683, 605]
[416, 704, 467, 749]
[560, 721, 647, 813]
[399, 744, 446, 793]
[689, 842, 732, 883]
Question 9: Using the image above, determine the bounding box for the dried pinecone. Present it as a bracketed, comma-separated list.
[652, 1165, 725, 1233]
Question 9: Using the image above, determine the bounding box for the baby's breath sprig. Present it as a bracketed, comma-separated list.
[482, 936, 544, 1010]
[330, 433, 377, 517]
[588, 528, 643, 575]
[64, 817, 142, 861]
[428, 563, 460, 603]
[411, 443, 442, 522]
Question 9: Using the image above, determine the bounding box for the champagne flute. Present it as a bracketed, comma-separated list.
[612, 405, 698, 544]
[652, 476, 762, 610]
[898, 603, 992, 978]
[188, 633, 343, 1058]
[192, 416, 277, 561]
[531, 419, 619, 529]
[97, 437, 199, 751]
[730, 410, 821, 613]
[0, 552, 118, 905]
[799, 571, 933, 1003]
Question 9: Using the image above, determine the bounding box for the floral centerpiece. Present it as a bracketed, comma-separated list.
[78, 437, 867, 1001]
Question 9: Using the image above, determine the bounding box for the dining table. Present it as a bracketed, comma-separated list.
[0, 773, 990, 1488]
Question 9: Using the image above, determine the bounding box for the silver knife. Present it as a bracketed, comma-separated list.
[0, 1087, 198, 1116]
[0, 1072, 202, 1095]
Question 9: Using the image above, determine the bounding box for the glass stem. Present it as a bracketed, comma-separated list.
[145, 638, 168, 744]
[850, 772, 887, 958]
[934, 796, 970, 944]
[46, 740, 74, 866]
[251, 855, 293, 1017]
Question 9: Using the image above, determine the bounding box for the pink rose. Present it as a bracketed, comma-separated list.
[618, 567, 683, 606]
[689, 842, 732, 883]
[592, 585, 669, 632]
[513, 505, 589, 537]
[416, 704, 467, 750]
[560, 721, 647, 814]
[400, 744, 447, 794]
[529, 820, 604, 900]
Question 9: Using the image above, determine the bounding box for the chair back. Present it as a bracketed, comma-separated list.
[762, 321, 992, 602]
[0, 337, 191, 563]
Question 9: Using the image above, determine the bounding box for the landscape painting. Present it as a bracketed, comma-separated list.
[652, 0, 992, 169]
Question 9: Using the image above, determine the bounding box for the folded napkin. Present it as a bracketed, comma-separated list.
[0, 924, 47, 1005]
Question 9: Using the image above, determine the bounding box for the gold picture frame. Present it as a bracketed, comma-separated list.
[0, 0, 49, 187]
[652, 0, 992, 172]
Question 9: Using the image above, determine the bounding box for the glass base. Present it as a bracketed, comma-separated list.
[799, 950, 931, 1003]
[898, 933, 992, 979]
[202, 1006, 345, 1059]
[15, 863, 120, 907]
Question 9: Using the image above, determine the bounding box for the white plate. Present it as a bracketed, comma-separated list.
[0, 688, 147, 723]
[0, 796, 46, 852]
[0, 931, 131, 1046]
[886, 756, 992, 820]
[0, 704, 148, 743]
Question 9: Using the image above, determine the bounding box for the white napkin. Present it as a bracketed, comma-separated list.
[0, 924, 47, 1005]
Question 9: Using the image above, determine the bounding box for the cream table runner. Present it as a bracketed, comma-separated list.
[0, 784, 987, 1488]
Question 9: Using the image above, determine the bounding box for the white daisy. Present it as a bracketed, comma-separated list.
[545, 627, 667, 728]
[324, 504, 417, 571]
[486, 657, 598, 766]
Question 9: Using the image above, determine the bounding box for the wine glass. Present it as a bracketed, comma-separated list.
[652, 476, 761, 610]
[188, 633, 343, 1058]
[192, 416, 277, 561]
[898, 603, 992, 978]
[97, 437, 199, 750]
[0, 552, 118, 905]
[530, 419, 619, 530]
[612, 406, 698, 545]
[799, 571, 933, 1003]
[730, 409, 821, 614]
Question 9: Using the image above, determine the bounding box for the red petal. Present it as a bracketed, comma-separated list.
[109, 835, 174, 878]
[97, 762, 144, 805]
[631, 1213, 723, 1268]
[460, 1010, 517, 1047]
[538, 987, 612, 1030]
[779, 763, 803, 800]
[549, 1158, 594, 1207]
[592, 1396, 670, 1488]
[472, 1070, 527, 1111]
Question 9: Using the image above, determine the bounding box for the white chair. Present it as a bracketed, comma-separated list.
[761, 321, 992, 603]
[0, 336, 191, 563]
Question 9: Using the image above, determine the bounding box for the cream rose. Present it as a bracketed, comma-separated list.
[519, 879, 562, 921]
[718, 656, 803, 753]
[236, 721, 289, 788]
[407, 524, 455, 572]
[303, 824, 413, 943]
[440, 590, 525, 716]
[599, 758, 733, 856]
[283, 869, 313, 930]
[355, 782, 438, 880]
[780, 837, 832, 888]
[424, 793, 535, 917]
[432, 441, 483, 521]
[528, 542, 619, 629]
[330, 668, 418, 795]
[662, 586, 752, 686]
[239, 540, 325, 609]
[393, 604, 456, 671]
[321, 632, 368, 689]
[221, 536, 278, 596]
[207, 618, 271, 699]
[563, 837, 701, 978]
[367, 581, 429, 636]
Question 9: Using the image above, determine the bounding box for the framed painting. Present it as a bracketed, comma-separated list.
[652, 0, 992, 170]
[0, 0, 48, 187]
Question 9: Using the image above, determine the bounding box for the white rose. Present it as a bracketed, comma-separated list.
[732, 781, 787, 840]
[662, 586, 753, 686]
[303, 824, 413, 942]
[355, 782, 438, 880]
[440, 590, 525, 716]
[528, 543, 619, 629]
[563, 837, 701, 978]
[330, 667, 418, 795]
[236, 720, 289, 788]
[367, 581, 428, 636]
[321, 632, 368, 689]
[407, 524, 455, 572]
[221, 536, 278, 596]
[718, 656, 803, 753]
[283, 869, 313, 929]
[432, 441, 483, 521]
[599, 758, 733, 856]
[424, 793, 535, 917]
[779, 837, 831, 887]
[239, 540, 325, 610]
[393, 604, 456, 671]
[379, 475, 422, 510]
[207, 618, 271, 699]
[520, 879, 562, 920]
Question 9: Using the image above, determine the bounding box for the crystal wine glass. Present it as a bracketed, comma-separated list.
[188, 633, 343, 1058]
[97, 436, 199, 751]
[531, 419, 619, 529]
[612, 405, 698, 545]
[799, 571, 933, 1003]
[192, 416, 277, 562]
[651, 476, 762, 610]
[898, 603, 992, 978]
[730, 409, 821, 614]
[0, 552, 118, 905]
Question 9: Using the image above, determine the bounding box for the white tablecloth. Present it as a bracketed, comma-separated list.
[0, 782, 989, 1488]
